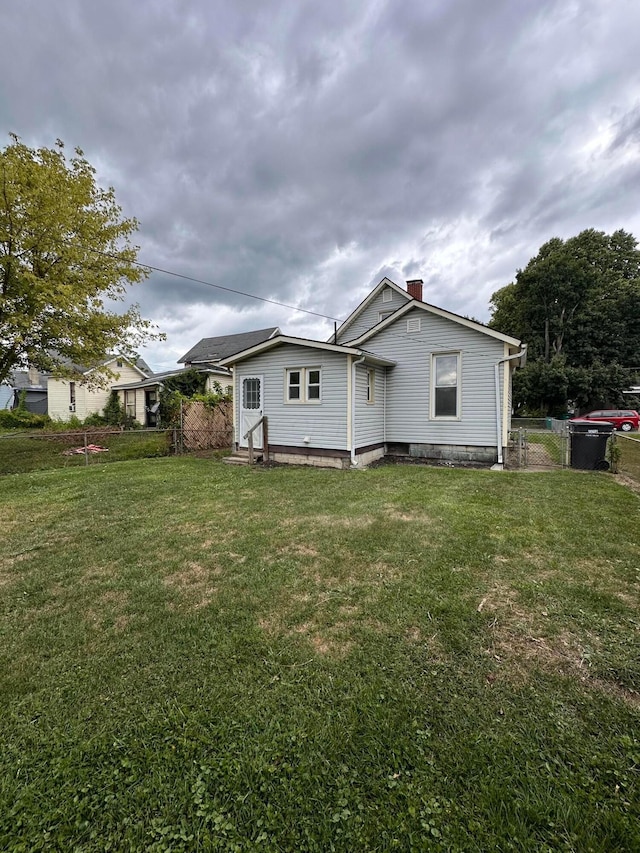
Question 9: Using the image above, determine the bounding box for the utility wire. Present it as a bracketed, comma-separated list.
[76, 244, 344, 323]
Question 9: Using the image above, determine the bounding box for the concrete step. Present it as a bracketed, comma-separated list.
[224, 452, 263, 466]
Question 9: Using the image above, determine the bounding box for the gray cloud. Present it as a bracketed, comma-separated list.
[1, 0, 639, 369]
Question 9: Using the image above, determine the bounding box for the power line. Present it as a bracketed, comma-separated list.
[78, 244, 343, 323]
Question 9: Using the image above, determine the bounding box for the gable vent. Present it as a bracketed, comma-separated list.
[407, 318, 421, 333]
[382, 287, 393, 303]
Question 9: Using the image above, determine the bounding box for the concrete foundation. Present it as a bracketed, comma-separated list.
[409, 443, 498, 464]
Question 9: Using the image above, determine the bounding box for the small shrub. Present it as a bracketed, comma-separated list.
[103, 391, 126, 426]
[83, 412, 107, 427]
[0, 409, 50, 430]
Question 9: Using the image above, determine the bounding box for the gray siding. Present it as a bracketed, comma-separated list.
[337, 288, 409, 344]
[366, 308, 506, 447]
[354, 365, 385, 447]
[235, 344, 349, 449]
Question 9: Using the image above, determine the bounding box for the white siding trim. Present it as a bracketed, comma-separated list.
[346, 356, 353, 451]
[502, 343, 510, 443]
[429, 351, 462, 421]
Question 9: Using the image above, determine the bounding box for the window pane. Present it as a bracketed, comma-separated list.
[435, 355, 457, 386]
[287, 370, 301, 401]
[243, 378, 260, 409]
[435, 386, 457, 417]
[307, 384, 320, 400]
[308, 370, 320, 385]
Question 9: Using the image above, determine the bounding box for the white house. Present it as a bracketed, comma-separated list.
[221, 278, 526, 468]
[47, 356, 150, 422]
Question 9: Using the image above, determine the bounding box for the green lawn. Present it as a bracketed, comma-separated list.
[1, 459, 638, 851]
[0, 428, 172, 475]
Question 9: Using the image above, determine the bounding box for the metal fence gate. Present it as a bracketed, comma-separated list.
[506, 423, 569, 469]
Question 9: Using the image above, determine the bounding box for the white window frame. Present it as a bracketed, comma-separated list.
[430, 352, 461, 420]
[378, 310, 393, 323]
[285, 367, 322, 404]
[125, 389, 136, 420]
[366, 368, 375, 404]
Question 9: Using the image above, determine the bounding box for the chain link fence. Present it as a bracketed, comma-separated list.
[506, 422, 570, 469]
[617, 433, 640, 485]
[0, 400, 233, 476]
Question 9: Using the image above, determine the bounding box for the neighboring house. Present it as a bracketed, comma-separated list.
[0, 383, 12, 410]
[110, 328, 280, 427]
[111, 366, 233, 428]
[7, 367, 50, 414]
[178, 327, 280, 370]
[47, 356, 151, 422]
[220, 278, 526, 468]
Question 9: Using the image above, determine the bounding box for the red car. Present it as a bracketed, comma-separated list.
[572, 409, 639, 431]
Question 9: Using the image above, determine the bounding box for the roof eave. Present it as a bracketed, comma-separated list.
[350, 300, 522, 348]
[220, 334, 396, 367]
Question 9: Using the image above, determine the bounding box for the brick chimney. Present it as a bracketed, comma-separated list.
[406, 279, 423, 301]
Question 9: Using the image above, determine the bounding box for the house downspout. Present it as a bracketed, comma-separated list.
[494, 346, 527, 467]
[351, 354, 366, 466]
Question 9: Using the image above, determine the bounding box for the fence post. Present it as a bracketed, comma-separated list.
[248, 430, 254, 465]
[84, 431, 89, 466]
[262, 417, 269, 462]
[517, 428, 522, 468]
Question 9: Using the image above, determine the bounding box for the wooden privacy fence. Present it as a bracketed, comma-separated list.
[180, 399, 233, 451]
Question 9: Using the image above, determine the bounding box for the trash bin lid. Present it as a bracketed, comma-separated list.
[569, 419, 615, 433]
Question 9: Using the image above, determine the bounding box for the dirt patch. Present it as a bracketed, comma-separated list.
[259, 614, 354, 658]
[614, 473, 640, 496]
[84, 588, 130, 630]
[278, 543, 320, 558]
[163, 561, 221, 610]
[480, 582, 588, 674]
[314, 514, 375, 529]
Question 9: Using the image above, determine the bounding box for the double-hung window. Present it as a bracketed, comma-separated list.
[366, 368, 375, 404]
[431, 352, 460, 419]
[286, 367, 321, 403]
[125, 390, 136, 419]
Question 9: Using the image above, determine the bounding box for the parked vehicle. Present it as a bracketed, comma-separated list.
[571, 409, 639, 431]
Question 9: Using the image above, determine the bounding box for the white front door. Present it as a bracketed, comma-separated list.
[239, 375, 263, 449]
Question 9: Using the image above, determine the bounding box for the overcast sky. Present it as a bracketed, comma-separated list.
[2, 0, 639, 371]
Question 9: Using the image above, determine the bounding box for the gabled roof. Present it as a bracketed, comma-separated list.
[179, 327, 280, 364]
[347, 298, 522, 349]
[330, 277, 411, 342]
[56, 354, 151, 378]
[219, 335, 395, 368]
[112, 365, 231, 391]
[8, 370, 49, 391]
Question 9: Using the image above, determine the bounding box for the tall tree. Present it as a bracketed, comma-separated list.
[490, 229, 640, 414]
[0, 136, 163, 385]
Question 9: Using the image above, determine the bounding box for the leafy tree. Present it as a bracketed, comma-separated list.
[164, 367, 208, 398]
[0, 135, 163, 386]
[490, 229, 640, 413]
[158, 368, 209, 426]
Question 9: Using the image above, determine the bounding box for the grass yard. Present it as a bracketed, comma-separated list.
[0, 459, 639, 851]
[0, 429, 172, 475]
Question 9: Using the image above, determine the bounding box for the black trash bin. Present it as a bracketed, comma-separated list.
[569, 420, 614, 470]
